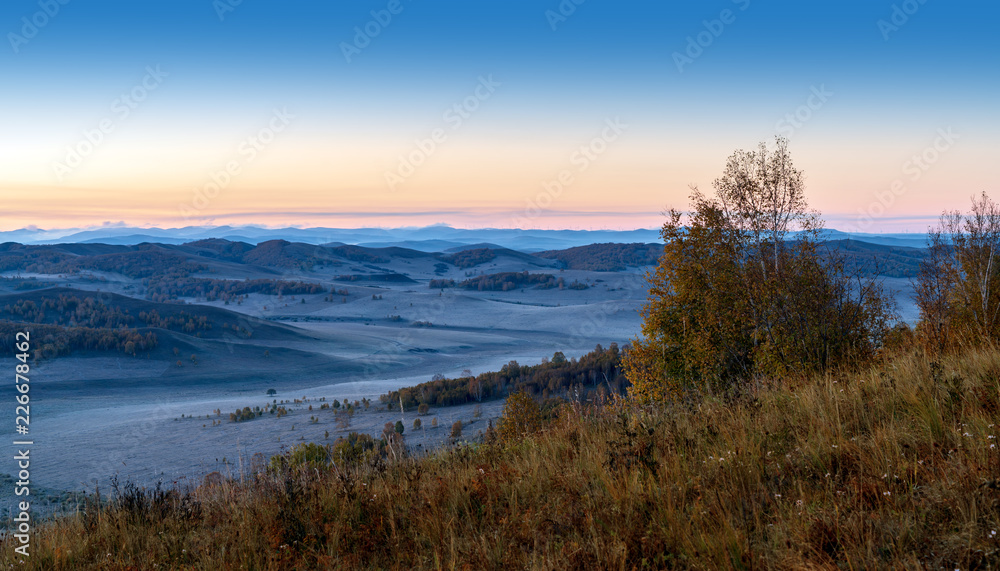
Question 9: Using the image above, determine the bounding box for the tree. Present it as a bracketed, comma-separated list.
[915, 192, 1000, 350]
[382, 422, 404, 460]
[394, 420, 404, 435]
[417, 403, 429, 415]
[497, 391, 542, 443]
[412, 418, 422, 430]
[335, 410, 351, 431]
[332, 432, 380, 465]
[625, 138, 895, 402]
[450, 420, 463, 439]
[914, 229, 957, 353]
[266, 388, 276, 396]
[469, 378, 484, 402]
[712, 138, 815, 275]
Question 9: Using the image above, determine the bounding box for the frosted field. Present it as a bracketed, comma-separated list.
[0, 270, 647, 519]
[0, 265, 918, 521]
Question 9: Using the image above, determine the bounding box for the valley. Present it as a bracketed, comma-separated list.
[0, 239, 656, 515]
[0, 235, 923, 519]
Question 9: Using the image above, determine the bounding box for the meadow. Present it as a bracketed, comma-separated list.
[3, 344, 998, 569]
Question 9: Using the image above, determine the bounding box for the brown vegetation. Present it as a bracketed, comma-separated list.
[7, 346, 1000, 569]
[915, 192, 1000, 353]
[381, 344, 625, 409]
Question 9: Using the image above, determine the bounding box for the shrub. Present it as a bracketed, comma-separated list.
[450, 421, 463, 439]
[412, 418, 421, 430]
[269, 442, 329, 472]
[331, 432, 381, 465]
[497, 391, 542, 443]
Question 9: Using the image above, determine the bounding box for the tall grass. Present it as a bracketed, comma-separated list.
[4, 347, 1000, 569]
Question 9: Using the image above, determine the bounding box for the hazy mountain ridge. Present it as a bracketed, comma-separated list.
[0, 236, 931, 284]
[0, 224, 663, 251]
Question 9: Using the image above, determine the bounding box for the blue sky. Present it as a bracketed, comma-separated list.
[0, 0, 997, 231]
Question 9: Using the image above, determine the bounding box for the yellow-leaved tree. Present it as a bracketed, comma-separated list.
[625, 138, 896, 402]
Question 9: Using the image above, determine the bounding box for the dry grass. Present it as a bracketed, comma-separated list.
[5, 347, 1000, 569]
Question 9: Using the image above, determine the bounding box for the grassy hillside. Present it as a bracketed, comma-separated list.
[5, 346, 1000, 569]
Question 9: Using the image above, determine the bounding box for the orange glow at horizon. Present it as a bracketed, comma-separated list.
[1, 130, 994, 234]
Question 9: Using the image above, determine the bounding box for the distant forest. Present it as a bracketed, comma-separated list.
[536, 243, 664, 271]
[1, 294, 216, 333]
[0, 321, 157, 359]
[821, 240, 927, 279]
[380, 343, 626, 409]
[0, 290, 267, 359]
[0, 245, 203, 279]
[145, 277, 327, 303]
[429, 271, 588, 291]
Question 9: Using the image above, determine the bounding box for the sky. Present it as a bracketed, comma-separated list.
[0, 0, 996, 233]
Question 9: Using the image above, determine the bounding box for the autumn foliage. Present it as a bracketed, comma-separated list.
[496, 390, 543, 444]
[625, 138, 895, 401]
[915, 192, 1000, 353]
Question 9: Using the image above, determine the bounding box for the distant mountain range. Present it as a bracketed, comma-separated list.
[0, 225, 931, 251]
